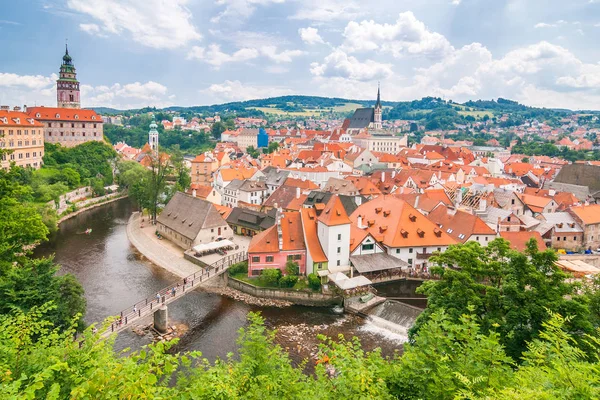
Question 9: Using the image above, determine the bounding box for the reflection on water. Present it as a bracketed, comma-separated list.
[35, 199, 417, 361]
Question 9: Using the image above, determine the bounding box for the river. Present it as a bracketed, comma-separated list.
[35, 199, 416, 363]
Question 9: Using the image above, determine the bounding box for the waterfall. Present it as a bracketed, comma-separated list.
[361, 300, 422, 342]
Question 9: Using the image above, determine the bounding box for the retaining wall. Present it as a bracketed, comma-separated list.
[228, 277, 342, 307]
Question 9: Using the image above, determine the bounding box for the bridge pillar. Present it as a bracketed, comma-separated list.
[154, 304, 169, 334]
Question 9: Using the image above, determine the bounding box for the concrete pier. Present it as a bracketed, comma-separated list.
[154, 305, 169, 333]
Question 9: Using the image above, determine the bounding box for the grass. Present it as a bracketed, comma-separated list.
[230, 273, 314, 291]
[458, 110, 495, 118]
[247, 102, 365, 117]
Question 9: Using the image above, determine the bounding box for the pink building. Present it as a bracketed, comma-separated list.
[247, 212, 306, 277]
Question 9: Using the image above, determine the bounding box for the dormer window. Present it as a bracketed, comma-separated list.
[92, 116, 96, 120]
[55, 113, 60, 118]
[74, 114, 79, 119]
[36, 113, 41, 118]
[417, 229, 425, 238]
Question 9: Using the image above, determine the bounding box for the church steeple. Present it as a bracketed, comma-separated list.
[149, 116, 159, 154]
[373, 83, 382, 130]
[57, 43, 80, 109]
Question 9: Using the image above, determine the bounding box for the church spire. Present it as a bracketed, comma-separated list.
[57, 44, 80, 108]
[375, 82, 381, 109]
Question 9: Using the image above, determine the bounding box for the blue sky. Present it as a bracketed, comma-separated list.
[1, 0, 600, 110]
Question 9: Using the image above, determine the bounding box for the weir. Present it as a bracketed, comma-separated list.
[364, 300, 422, 337]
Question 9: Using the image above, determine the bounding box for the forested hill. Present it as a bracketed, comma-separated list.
[88, 95, 590, 121]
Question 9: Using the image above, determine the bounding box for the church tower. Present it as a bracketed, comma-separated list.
[56, 45, 81, 109]
[149, 116, 159, 154]
[373, 83, 382, 130]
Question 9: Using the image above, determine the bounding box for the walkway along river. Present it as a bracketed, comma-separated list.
[35, 198, 420, 362]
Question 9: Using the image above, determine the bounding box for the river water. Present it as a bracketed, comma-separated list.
[35, 199, 417, 362]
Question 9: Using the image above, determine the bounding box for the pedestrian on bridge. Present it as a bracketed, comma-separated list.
[156, 293, 161, 303]
[171, 287, 176, 297]
[133, 306, 137, 314]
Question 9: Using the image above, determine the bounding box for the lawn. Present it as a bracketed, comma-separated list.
[230, 273, 312, 291]
[247, 102, 365, 117]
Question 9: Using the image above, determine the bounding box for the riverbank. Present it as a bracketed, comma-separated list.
[127, 212, 203, 278]
[58, 192, 128, 224]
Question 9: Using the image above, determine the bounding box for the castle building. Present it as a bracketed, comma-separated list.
[27, 46, 103, 147]
[0, 108, 45, 169]
[56, 45, 80, 109]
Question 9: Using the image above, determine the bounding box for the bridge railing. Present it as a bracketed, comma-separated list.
[104, 251, 248, 334]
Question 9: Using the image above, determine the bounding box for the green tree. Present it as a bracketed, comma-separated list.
[412, 238, 592, 360]
[260, 268, 282, 286]
[246, 145, 260, 158]
[285, 260, 299, 276]
[211, 121, 227, 140]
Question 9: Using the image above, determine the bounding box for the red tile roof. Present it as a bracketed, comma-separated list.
[27, 107, 102, 122]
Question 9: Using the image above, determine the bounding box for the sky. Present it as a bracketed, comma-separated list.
[1, 0, 600, 110]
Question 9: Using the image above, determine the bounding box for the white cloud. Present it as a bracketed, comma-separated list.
[186, 44, 259, 68]
[341, 12, 453, 59]
[299, 27, 325, 45]
[310, 49, 393, 81]
[290, 0, 359, 22]
[259, 46, 305, 63]
[451, 0, 461, 5]
[79, 23, 108, 38]
[211, 0, 285, 23]
[200, 80, 293, 103]
[66, 0, 201, 49]
[0, 72, 56, 89]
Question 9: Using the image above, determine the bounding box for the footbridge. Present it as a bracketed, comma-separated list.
[100, 251, 247, 337]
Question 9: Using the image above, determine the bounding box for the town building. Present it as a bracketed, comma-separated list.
[568, 204, 600, 250]
[535, 212, 583, 251]
[156, 192, 231, 249]
[248, 212, 306, 276]
[351, 131, 408, 153]
[0, 109, 45, 169]
[345, 86, 383, 134]
[226, 207, 276, 237]
[236, 128, 259, 151]
[27, 46, 103, 147]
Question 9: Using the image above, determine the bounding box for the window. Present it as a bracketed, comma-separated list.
[563, 237, 566, 241]
[458, 234, 465, 240]
[447, 228, 453, 234]
[511, 199, 515, 205]
[252, 256, 260, 263]
[437, 247, 441, 252]
[266, 256, 274, 262]
[557, 237, 561, 241]
[337, 247, 341, 254]
[294, 254, 302, 260]
[362, 244, 374, 251]
[485, 237, 489, 241]
[287, 255, 293, 261]
[337, 260, 341, 266]
[211, 229, 214, 233]
[396, 249, 400, 254]
[252, 269, 261, 276]
[409, 248, 413, 253]
[574, 236, 577, 241]
[408, 258, 413, 265]
[337, 234, 341, 240]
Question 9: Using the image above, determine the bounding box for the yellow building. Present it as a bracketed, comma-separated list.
[0, 108, 45, 169]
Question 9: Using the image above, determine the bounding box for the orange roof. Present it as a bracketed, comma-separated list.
[0, 110, 44, 127]
[500, 231, 544, 252]
[300, 208, 328, 263]
[219, 167, 257, 182]
[569, 204, 600, 225]
[284, 177, 319, 190]
[350, 224, 370, 252]
[317, 195, 351, 226]
[428, 206, 495, 243]
[27, 107, 102, 122]
[350, 196, 457, 248]
[286, 194, 308, 211]
[345, 176, 382, 197]
[516, 193, 553, 213]
[248, 212, 305, 253]
[213, 204, 233, 220]
[186, 184, 213, 199]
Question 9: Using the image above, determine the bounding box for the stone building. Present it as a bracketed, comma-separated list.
[0, 108, 45, 169]
[26, 46, 104, 147]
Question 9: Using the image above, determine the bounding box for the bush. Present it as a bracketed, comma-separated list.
[279, 275, 299, 288]
[260, 268, 282, 286]
[285, 260, 299, 276]
[308, 273, 321, 291]
[229, 261, 248, 275]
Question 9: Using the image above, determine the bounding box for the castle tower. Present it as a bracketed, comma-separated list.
[149, 116, 159, 153]
[373, 83, 382, 130]
[56, 45, 81, 109]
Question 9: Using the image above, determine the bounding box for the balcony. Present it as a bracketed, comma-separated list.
[416, 252, 433, 260]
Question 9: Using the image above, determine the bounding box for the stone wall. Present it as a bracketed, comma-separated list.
[559, 254, 600, 267]
[228, 277, 342, 306]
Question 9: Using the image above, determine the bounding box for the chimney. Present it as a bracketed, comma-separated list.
[392, 170, 396, 178]
[355, 195, 362, 206]
[479, 198, 487, 211]
[192, 189, 197, 198]
[382, 172, 386, 182]
[296, 186, 301, 199]
[13, 106, 21, 111]
[0, 105, 9, 110]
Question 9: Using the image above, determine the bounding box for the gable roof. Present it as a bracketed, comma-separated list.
[428, 206, 495, 243]
[317, 195, 352, 226]
[300, 208, 328, 263]
[27, 107, 102, 122]
[569, 204, 600, 225]
[500, 231, 545, 252]
[348, 108, 375, 129]
[226, 207, 276, 230]
[350, 196, 457, 248]
[157, 192, 227, 240]
[248, 212, 305, 253]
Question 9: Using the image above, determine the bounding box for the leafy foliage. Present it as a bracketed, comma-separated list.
[279, 275, 299, 288]
[260, 268, 282, 286]
[228, 261, 248, 276]
[412, 238, 592, 360]
[308, 273, 322, 291]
